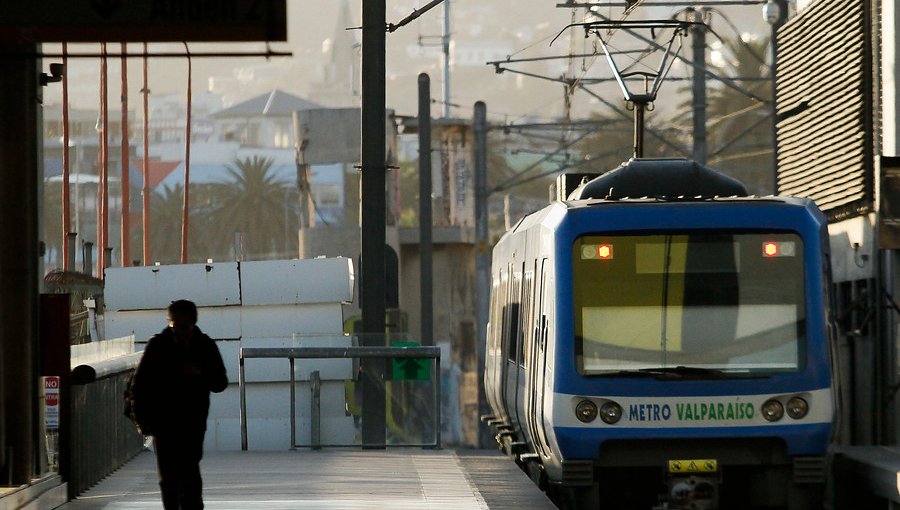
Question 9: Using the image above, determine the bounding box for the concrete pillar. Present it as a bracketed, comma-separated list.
[0, 41, 40, 483]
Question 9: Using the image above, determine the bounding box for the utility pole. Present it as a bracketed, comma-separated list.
[689, 8, 708, 165]
[292, 113, 314, 230]
[473, 101, 492, 448]
[766, 0, 787, 193]
[441, 0, 451, 117]
[418, 74, 433, 346]
[360, 0, 387, 448]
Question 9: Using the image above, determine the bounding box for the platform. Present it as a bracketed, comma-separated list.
[832, 445, 900, 508]
[58, 449, 557, 509]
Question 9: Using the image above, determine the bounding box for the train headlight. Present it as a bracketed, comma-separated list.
[786, 397, 809, 419]
[761, 399, 784, 422]
[599, 401, 623, 424]
[575, 400, 598, 423]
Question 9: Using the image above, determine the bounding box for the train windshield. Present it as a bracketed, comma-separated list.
[573, 232, 805, 376]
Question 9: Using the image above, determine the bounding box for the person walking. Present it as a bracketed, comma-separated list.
[131, 299, 228, 510]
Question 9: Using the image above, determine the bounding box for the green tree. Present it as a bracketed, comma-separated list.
[209, 156, 296, 260]
[149, 184, 186, 265]
[681, 35, 774, 194]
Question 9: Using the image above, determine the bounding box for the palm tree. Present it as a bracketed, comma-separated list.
[678, 35, 774, 193]
[149, 184, 187, 265]
[209, 156, 296, 260]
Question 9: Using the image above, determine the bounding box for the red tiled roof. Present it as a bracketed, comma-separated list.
[134, 160, 181, 189]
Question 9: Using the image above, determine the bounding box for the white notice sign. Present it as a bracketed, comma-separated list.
[43, 376, 60, 430]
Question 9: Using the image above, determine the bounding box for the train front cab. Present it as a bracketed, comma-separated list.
[545, 199, 836, 510]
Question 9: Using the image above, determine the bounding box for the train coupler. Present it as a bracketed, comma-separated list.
[653, 459, 720, 510]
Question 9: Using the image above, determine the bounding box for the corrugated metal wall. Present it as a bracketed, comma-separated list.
[776, 0, 874, 220]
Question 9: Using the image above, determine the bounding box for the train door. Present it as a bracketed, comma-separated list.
[514, 268, 535, 443]
[504, 267, 523, 431]
[523, 259, 543, 452]
[494, 269, 512, 423]
[492, 268, 512, 424]
[530, 259, 552, 456]
[485, 275, 501, 418]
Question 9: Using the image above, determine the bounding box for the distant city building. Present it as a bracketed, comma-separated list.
[210, 89, 322, 148]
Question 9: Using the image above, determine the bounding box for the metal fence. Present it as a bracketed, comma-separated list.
[68, 352, 145, 497]
[239, 345, 441, 450]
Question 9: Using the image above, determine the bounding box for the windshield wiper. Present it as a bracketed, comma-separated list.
[639, 366, 730, 379]
[599, 366, 768, 379]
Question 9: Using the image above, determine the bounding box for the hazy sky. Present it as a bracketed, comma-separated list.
[41, 1, 773, 124]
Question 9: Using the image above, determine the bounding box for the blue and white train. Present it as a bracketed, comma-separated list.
[483, 158, 837, 510]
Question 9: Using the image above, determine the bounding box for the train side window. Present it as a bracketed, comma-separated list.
[507, 272, 522, 363]
[539, 260, 549, 353]
[489, 278, 500, 358]
[498, 271, 509, 359]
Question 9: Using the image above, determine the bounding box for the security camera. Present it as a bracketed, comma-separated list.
[40, 63, 65, 86]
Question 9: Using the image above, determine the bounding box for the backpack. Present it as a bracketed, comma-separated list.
[123, 373, 153, 435]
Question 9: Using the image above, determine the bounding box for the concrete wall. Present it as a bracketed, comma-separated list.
[829, 215, 878, 283]
[400, 238, 479, 447]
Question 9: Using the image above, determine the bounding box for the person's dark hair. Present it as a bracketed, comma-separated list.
[168, 299, 198, 324]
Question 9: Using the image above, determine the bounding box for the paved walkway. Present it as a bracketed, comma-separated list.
[59, 449, 557, 510]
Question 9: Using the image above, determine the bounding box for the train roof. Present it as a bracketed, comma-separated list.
[567, 158, 748, 200]
[562, 194, 815, 209]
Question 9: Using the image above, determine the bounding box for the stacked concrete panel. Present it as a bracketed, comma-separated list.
[103, 257, 357, 450]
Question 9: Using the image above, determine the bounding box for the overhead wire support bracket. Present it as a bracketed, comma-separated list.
[485, 49, 647, 67]
[557, 0, 767, 6]
[387, 0, 446, 33]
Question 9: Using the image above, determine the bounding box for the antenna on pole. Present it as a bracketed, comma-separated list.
[553, 20, 696, 158]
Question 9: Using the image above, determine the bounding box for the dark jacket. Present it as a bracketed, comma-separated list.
[132, 326, 228, 436]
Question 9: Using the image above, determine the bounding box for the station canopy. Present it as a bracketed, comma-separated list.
[0, 0, 286, 42]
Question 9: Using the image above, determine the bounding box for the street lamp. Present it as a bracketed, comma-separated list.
[765, 0, 787, 194]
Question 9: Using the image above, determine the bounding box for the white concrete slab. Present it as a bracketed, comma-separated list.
[240, 258, 354, 306]
[240, 304, 344, 338]
[105, 262, 241, 311]
[105, 309, 241, 347]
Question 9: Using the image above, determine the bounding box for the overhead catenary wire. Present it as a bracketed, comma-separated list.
[507, 147, 627, 190]
[490, 5, 772, 177]
[491, 129, 594, 193]
[576, 83, 689, 156]
[558, 1, 767, 6]
[707, 112, 771, 158]
[707, 102, 764, 128]
[494, 65, 766, 84]
[487, 58, 690, 156]
[584, 11, 768, 103]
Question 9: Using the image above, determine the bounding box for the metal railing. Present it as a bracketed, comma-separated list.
[239, 346, 441, 450]
[68, 352, 145, 498]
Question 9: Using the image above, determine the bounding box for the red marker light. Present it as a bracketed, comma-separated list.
[598, 244, 614, 259]
[763, 242, 779, 257]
